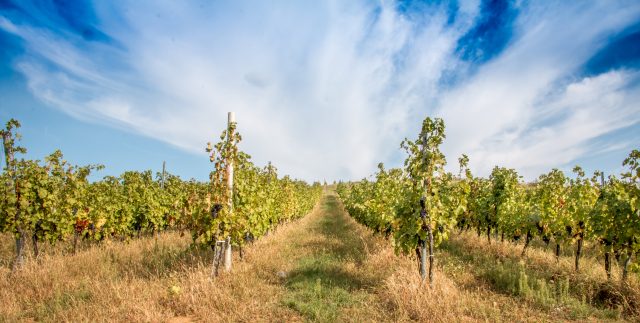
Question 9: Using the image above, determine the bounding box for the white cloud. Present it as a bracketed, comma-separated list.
[435, 1, 640, 179]
[1, 1, 640, 181]
[453, 70, 640, 179]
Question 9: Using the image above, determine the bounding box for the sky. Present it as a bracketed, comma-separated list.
[0, 0, 639, 183]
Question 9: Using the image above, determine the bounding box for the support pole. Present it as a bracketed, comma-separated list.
[421, 133, 434, 288]
[224, 112, 235, 272]
[161, 161, 166, 189]
[2, 126, 25, 270]
[419, 209, 427, 282]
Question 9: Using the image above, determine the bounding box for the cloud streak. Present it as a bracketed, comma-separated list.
[1, 0, 639, 181]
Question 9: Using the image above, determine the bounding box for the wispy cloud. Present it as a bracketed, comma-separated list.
[1, 0, 639, 181]
[435, 1, 640, 178]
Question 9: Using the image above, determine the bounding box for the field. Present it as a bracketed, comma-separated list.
[1, 190, 637, 322]
[2, 2, 640, 322]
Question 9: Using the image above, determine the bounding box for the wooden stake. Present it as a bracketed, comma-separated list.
[224, 112, 235, 272]
[2, 126, 25, 270]
[161, 161, 166, 189]
[420, 134, 434, 288]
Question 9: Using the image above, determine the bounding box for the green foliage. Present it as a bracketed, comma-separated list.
[336, 114, 639, 280]
[0, 118, 321, 264]
[193, 119, 322, 248]
[534, 169, 570, 243]
[592, 173, 639, 256]
[490, 167, 524, 238]
[1, 121, 100, 245]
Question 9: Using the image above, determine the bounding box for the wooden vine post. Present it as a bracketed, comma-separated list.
[161, 161, 166, 189]
[1, 119, 26, 270]
[224, 112, 235, 272]
[420, 132, 435, 287]
[600, 172, 613, 280]
[418, 197, 428, 283]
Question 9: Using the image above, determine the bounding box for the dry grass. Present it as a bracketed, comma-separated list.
[0, 214, 316, 322]
[1, 191, 636, 322]
[331, 198, 570, 322]
[438, 231, 639, 320]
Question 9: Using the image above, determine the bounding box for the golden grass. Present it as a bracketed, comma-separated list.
[331, 197, 565, 322]
[1, 191, 636, 322]
[0, 216, 316, 322]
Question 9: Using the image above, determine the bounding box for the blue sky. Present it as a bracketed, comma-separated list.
[0, 0, 639, 182]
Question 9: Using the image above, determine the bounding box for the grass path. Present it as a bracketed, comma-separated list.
[277, 191, 390, 321]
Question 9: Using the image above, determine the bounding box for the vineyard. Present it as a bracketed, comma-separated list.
[337, 116, 640, 318]
[0, 116, 322, 273]
[1, 115, 639, 322]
